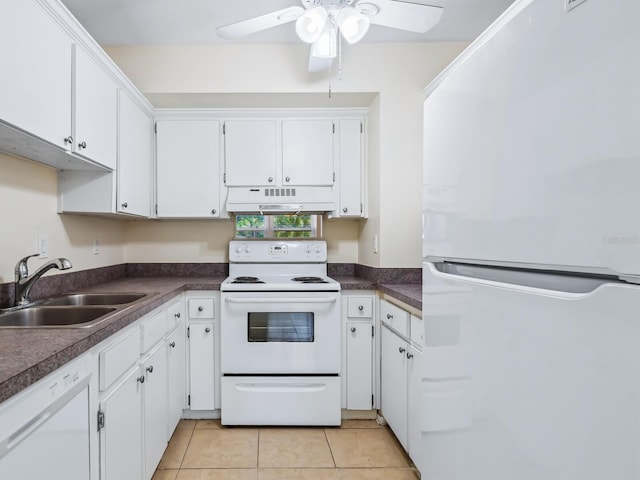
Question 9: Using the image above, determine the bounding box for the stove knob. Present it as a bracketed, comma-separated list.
[244, 246, 251, 254]
[305, 245, 312, 253]
[314, 246, 321, 253]
[235, 246, 242, 253]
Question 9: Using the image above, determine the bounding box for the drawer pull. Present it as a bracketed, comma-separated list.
[358, 305, 364, 311]
[399, 347, 406, 354]
[350, 327, 356, 333]
[146, 365, 154, 374]
[137, 376, 145, 384]
[406, 352, 414, 359]
[169, 341, 176, 348]
[175, 313, 181, 318]
[198, 306, 204, 312]
[205, 327, 211, 333]
[386, 313, 393, 320]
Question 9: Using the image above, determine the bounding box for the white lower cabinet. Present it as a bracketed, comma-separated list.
[167, 322, 186, 435]
[188, 323, 216, 410]
[142, 342, 168, 480]
[99, 366, 144, 480]
[380, 299, 423, 467]
[342, 293, 375, 410]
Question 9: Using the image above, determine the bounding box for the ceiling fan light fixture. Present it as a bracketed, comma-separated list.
[295, 6, 328, 43]
[336, 6, 370, 44]
[355, 2, 380, 16]
[311, 20, 338, 58]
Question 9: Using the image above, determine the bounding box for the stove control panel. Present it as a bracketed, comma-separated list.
[229, 240, 327, 262]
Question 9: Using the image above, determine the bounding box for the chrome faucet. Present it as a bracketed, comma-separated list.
[14, 254, 73, 306]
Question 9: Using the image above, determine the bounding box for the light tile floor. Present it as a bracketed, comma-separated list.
[153, 419, 419, 480]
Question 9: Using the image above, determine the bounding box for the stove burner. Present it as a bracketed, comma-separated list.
[292, 276, 329, 284]
[231, 276, 265, 284]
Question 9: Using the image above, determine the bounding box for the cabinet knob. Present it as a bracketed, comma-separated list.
[285, 176, 291, 182]
[63, 136, 73, 145]
[358, 305, 364, 311]
[121, 202, 128, 208]
[268, 177, 274, 183]
[146, 365, 154, 373]
[350, 327, 356, 333]
[386, 314, 393, 320]
[343, 207, 348, 213]
[406, 352, 414, 359]
[175, 312, 181, 318]
[137, 375, 145, 384]
[170, 341, 176, 348]
[198, 306, 204, 312]
[211, 209, 217, 214]
[205, 327, 211, 333]
[398, 347, 406, 354]
[78, 141, 87, 149]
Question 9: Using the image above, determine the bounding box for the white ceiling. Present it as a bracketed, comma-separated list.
[60, 0, 517, 46]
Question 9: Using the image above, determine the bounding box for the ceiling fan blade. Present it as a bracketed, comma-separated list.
[308, 48, 333, 73]
[355, 0, 443, 33]
[216, 6, 305, 39]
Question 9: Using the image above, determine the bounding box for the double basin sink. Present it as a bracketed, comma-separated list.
[0, 293, 151, 329]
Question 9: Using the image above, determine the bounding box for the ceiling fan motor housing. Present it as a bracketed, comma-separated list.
[301, 0, 356, 9]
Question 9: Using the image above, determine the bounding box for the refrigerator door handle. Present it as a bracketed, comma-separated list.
[427, 262, 622, 297]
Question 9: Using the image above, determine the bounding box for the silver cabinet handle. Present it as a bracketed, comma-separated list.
[406, 352, 414, 359]
[137, 376, 145, 384]
[64, 136, 73, 145]
[78, 141, 87, 149]
[285, 176, 290, 182]
[399, 347, 406, 354]
[175, 313, 181, 318]
[205, 327, 211, 333]
[121, 202, 128, 208]
[169, 341, 176, 348]
[212, 209, 217, 214]
[343, 207, 348, 213]
[386, 314, 393, 320]
[358, 305, 364, 311]
[198, 306, 204, 312]
[350, 327, 356, 333]
[146, 365, 153, 373]
[268, 177, 274, 182]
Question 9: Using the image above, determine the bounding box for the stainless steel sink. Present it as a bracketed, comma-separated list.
[0, 306, 117, 328]
[42, 293, 147, 306]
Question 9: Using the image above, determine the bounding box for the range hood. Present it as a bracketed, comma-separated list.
[226, 186, 336, 214]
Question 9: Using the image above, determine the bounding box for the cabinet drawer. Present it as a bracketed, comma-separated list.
[410, 314, 424, 346]
[347, 297, 373, 319]
[381, 300, 409, 337]
[167, 296, 185, 330]
[188, 298, 215, 319]
[99, 327, 141, 391]
[141, 309, 168, 353]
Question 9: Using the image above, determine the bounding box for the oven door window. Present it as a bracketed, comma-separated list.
[248, 312, 314, 342]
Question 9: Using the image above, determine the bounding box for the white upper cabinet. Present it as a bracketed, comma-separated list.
[117, 91, 152, 217]
[156, 119, 221, 218]
[282, 120, 334, 186]
[336, 119, 365, 217]
[0, 1, 72, 150]
[224, 120, 277, 187]
[73, 46, 118, 170]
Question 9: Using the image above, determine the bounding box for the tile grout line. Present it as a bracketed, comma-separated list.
[178, 422, 196, 471]
[323, 427, 338, 470]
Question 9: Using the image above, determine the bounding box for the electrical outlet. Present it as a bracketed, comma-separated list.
[93, 237, 100, 255]
[38, 234, 48, 259]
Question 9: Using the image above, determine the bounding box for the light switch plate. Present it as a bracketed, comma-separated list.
[38, 234, 48, 259]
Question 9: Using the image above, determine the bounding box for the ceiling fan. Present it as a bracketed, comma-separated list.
[216, 0, 444, 71]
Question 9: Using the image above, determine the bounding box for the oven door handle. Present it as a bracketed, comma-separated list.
[224, 297, 337, 304]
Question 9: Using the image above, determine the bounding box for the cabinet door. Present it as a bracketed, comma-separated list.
[407, 344, 424, 474]
[99, 367, 143, 480]
[118, 91, 152, 217]
[282, 119, 334, 186]
[338, 119, 363, 217]
[189, 323, 215, 410]
[0, 1, 72, 149]
[224, 120, 277, 186]
[156, 120, 221, 218]
[143, 343, 169, 480]
[346, 322, 373, 410]
[167, 324, 186, 436]
[74, 46, 117, 169]
[381, 325, 408, 449]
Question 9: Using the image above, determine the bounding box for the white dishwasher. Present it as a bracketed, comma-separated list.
[0, 353, 92, 480]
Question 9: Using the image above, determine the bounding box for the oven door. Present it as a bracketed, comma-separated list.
[221, 291, 340, 374]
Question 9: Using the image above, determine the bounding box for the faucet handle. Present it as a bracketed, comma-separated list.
[14, 253, 40, 281]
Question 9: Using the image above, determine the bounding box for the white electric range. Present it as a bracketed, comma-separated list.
[220, 240, 341, 426]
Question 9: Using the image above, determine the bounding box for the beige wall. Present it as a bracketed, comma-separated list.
[106, 42, 467, 268]
[0, 154, 125, 282]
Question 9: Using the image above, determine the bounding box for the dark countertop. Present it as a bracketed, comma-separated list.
[0, 275, 420, 404]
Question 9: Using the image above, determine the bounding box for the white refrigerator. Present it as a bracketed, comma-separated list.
[421, 0, 640, 479]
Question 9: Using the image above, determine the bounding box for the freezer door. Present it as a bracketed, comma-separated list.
[422, 0, 640, 277]
[420, 261, 640, 480]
